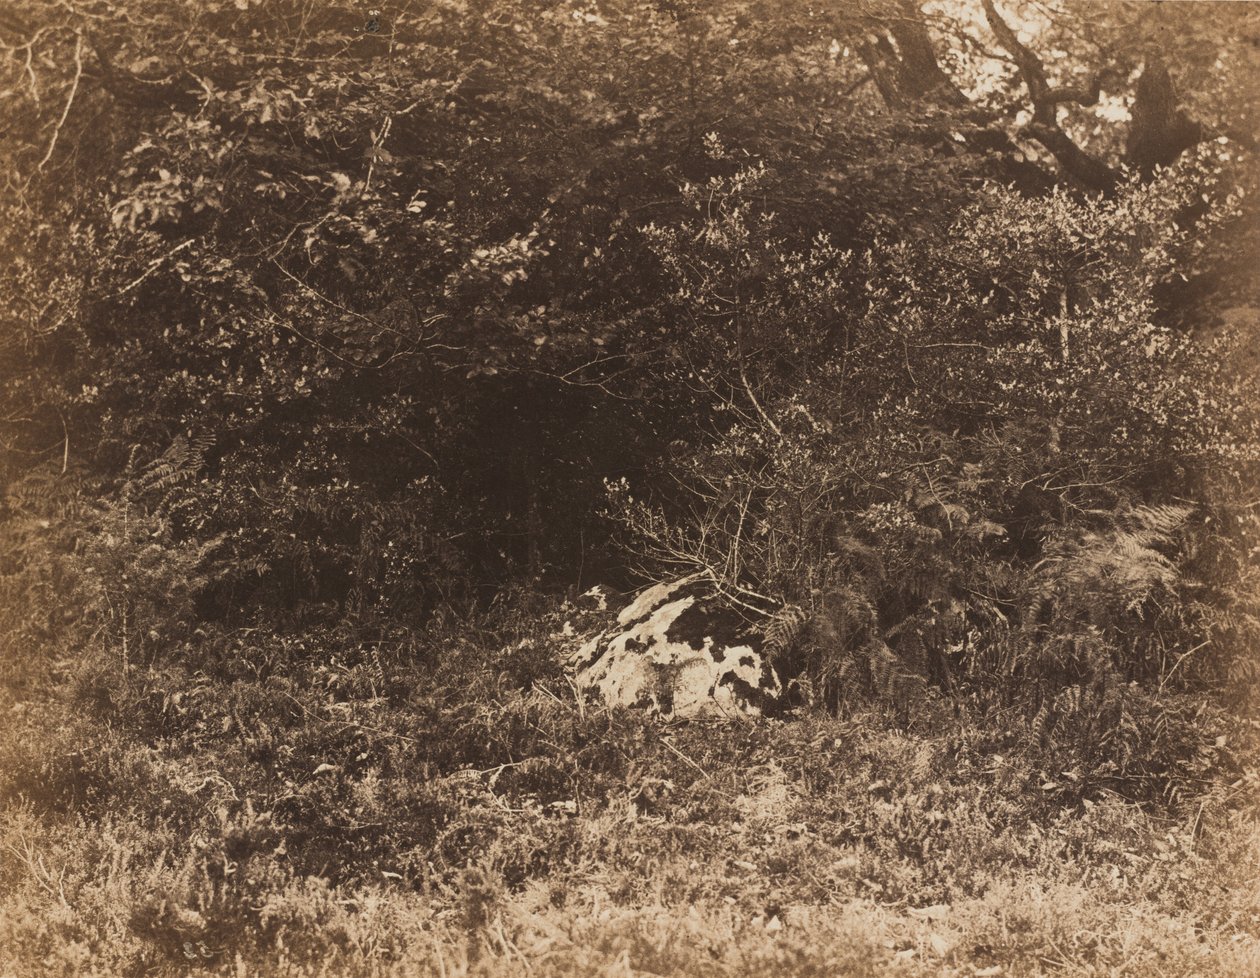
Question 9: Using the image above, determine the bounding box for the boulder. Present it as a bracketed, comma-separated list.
[568, 574, 783, 718]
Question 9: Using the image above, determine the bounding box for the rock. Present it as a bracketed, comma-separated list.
[578, 584, 610, 611]
[568, 574, 783, 718]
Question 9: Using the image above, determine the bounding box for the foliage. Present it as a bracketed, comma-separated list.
[1, 609, 1258, 975]
[2, 0, 1255, 627]
[2, 1, 1259, 973]
[613, 148, 1257, 714]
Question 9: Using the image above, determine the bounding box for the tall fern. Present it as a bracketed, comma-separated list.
[1028, 503, 1192, 633]
[761, 603, 810, 661]
[137, 432, 215, 508]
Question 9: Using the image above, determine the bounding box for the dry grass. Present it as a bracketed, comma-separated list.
[2, 624, 1258, 978]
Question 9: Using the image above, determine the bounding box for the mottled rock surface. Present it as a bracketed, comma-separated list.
[568, 575, 782, 718]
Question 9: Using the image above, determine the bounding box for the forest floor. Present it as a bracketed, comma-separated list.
[2, 609, 1259, 978]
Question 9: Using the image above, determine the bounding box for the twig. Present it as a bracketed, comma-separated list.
[57, 409, 69, 474]
[389, 427, 438, 468]
[270, 259, 379, 330]
[1189, 799, 1206, 852]
[361, 115, 392, 197]
[564, 674, 587, 722]
[656, 733, 710, 780]
[277, 690, 420, 744]
[114, 238, 196, 297]
[840, 71, 873, 98]
[23, 43, 39, 105]
[4, 840, 70, 907]
[1159, 640, 1210, 693]
[1059, 289, 1070, 362]
[493, 917, 531, 969]
[35, 31, 83, 172]
[262, 311, 365, 370]
[735, 312, 783, 439]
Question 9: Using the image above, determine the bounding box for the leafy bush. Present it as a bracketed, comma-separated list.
[611, 152, 1259, 723]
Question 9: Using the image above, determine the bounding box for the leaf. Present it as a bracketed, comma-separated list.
[965, 519, 1008, 541]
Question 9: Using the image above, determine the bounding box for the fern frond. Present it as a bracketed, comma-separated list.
[1124, 504, 1193, 538]
[762, 603, 810, 657]
[1025, 500, 1192, 637]
[831, 534, 886, 581]
[1029, 699, 1053, 744]
[137, 433, 215, 501]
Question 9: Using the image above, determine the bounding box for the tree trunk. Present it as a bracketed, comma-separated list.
[1124, 57, 1204, 178]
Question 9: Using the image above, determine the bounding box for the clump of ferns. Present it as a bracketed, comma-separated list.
[1023, 664, 1224, 805]
[1003, 503, 1241, 796]
[759, 533, 883, 708]
[1171, 507, 1260, 703]
[762, 524, 993, 717]
[73, 434, 227, 667]
[1023, 503, 1194, 682]
[762, 591, 928, 719]
[1, 459, 90, 650]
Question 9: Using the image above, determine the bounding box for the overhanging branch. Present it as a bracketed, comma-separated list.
[982, 0, 1118, 192]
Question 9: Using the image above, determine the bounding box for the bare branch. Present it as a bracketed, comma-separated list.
[982, 0, 1118, 192]
[34, 29, 81, 172]
[1043, 73, 1105, 109]
[114, 238, 196, 297]
[23, 42, 40, 104]
[84, 28, 198, 110]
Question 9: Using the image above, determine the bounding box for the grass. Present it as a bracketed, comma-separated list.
[2, 609, 1259, 977]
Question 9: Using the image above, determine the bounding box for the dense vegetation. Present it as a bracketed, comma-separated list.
[2, 1, 1259, 974]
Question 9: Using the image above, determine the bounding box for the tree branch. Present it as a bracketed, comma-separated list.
[982, 0, 1118, 192]
[34, 30, 81, 172]
[859, 38, 906, 109]
[886, 0, 967, 107]
[982, 0, 1050, 102]
[85, 29, 199, 111]
[1025, 122, 1119, 193]
[858, 1, 967, 109]
[1043, 73, 1105, 109]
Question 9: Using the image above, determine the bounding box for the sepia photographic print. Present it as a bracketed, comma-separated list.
[2, 1, 1259, 974]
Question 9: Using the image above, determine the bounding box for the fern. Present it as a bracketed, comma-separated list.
[829, 534, 886, 583]
[761, 603, 810, 659]
[138, 432, 215, 502]
[1028, 698, 1053, 746]
[1027, 502, 1192, 635]
[1121, 504, 1194, 538]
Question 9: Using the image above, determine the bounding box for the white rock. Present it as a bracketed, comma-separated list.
[569, 576, 783, 718]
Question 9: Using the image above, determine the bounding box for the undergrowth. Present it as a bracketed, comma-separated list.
[2, 593, 1258, 978]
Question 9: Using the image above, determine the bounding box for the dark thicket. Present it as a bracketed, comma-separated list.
[2, 0, 1258, 744]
